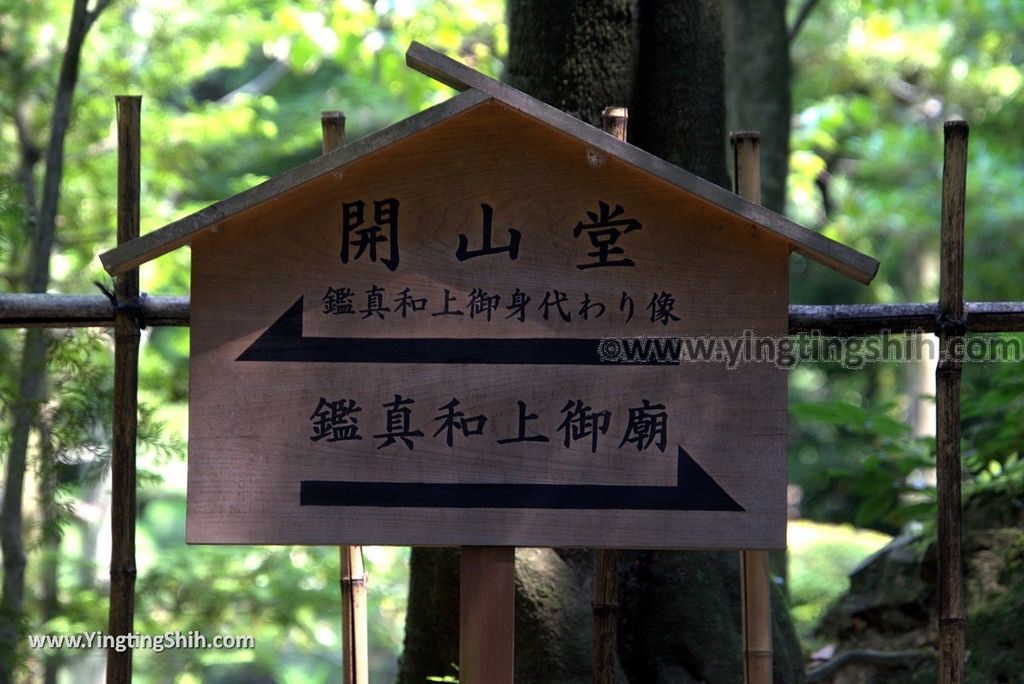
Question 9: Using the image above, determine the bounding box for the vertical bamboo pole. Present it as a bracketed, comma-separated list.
[731, 131, 773, 684]
[592, 104, 628, 684]
[460, 546, 515, 684]
[107, 95, 141, 684]
[339, 538, 368, 684]
[937, 120, 968, 684]
[601, 104, 628, 141]
[321, 110, 346, 154]
[320, 111, 369, 684]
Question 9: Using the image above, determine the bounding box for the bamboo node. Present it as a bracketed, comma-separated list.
[341, 577, 367, 587]
[601, 105, 627, 120]
[729, 130, 761, 144]
[939, 617, 966, 627]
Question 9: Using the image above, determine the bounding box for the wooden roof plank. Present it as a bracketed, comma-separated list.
[407, 42, 879, 285]
[101, 43, 878, 285]
[406, 42, 473, 92]
[99, 88, 491, 275]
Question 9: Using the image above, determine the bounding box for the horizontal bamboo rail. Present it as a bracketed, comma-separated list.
[0, 294, 188, 328]
[789, 301, 1024, 334]
[2, 295, 1022, 334]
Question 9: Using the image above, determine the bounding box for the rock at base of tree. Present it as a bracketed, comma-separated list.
[813, 527, 1024, 683]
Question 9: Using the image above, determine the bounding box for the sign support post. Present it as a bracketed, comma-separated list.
[460, 546, 515, 684]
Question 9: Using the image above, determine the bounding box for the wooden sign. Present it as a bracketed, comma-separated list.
[101, 44, 877, 549]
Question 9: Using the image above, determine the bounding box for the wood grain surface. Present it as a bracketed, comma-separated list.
[186, 99, 789, 549]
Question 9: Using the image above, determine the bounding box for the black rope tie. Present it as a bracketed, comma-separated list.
[935, 314, 967, 338]
[94, 280, 148, 330]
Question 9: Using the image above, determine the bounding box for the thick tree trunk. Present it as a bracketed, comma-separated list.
[506, 0, 637, 127]
[632, 0, 728, 187]
[399, 2, 804, 681]
[723, 0, 791, 214]
[397, 549, 460, 682]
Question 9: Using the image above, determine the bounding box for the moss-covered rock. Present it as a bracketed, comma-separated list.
[814, 527, 1024, 683]
[514, 548, 607, 684]
[616, 550, 803, 684]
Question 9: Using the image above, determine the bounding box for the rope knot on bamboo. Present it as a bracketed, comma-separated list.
[935, 314, 967, 337]
[110, 564, 138, 578]
[115, 295, 148, 331]
[96, 280, 149, 330]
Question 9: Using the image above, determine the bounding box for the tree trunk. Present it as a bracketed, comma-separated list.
[38, 429, 61, 684]
[0, 331, 45, 677]
[399, 2, 804, 681]
[397, 549, 460, 682]
[506, 0, 637, 127]
[722, 0, 791, 214]
[632, 0, 728, 187]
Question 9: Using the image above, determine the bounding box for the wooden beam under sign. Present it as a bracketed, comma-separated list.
[460, 547, 515, 684]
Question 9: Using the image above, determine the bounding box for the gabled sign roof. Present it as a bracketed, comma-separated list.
[100, 42, 878, 284]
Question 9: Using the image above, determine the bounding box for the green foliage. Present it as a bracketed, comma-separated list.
[792, 336, 1024, 534]
[791, 391, 935, 533]
[789, 2, 1024, 298]
[788, 0, 1024, 542]
[133, 497, 345, 682]
[786, 520, 891, 647]
[961, 350, 1024, 477]
[30, 491, 412, 683]
[789, 1, 1024, 302]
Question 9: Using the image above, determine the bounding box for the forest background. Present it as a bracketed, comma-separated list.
[1, 0, 1022, 682]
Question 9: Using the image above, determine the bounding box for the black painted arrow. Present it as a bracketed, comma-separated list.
[236, 297, 677, 365]
[300, 446, 743, 511]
